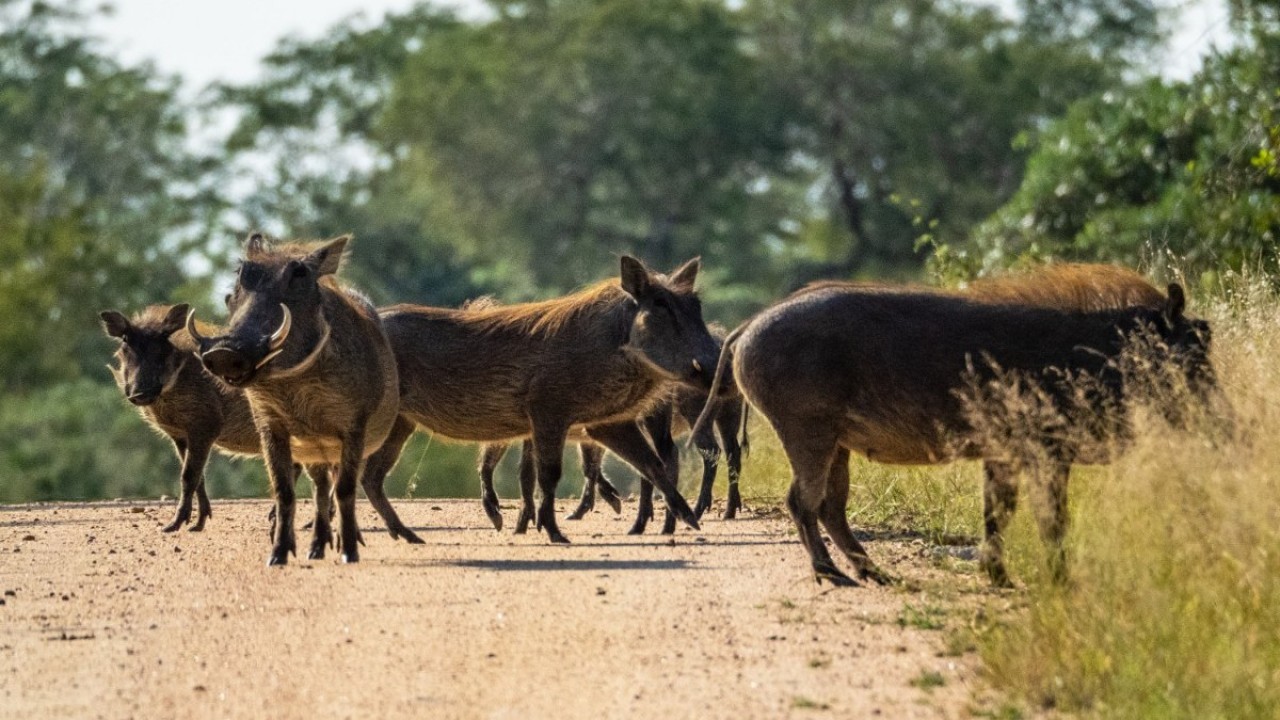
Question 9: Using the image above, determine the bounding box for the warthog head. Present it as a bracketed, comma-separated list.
[190, 233, 346, 388]
[100, 304, 191, 406]
[620, 256, 721, 389]
[1145, 283, 1220, 413]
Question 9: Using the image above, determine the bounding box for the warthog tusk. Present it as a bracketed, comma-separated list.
[268, 303, 291, 350]
[185, 308, 208, 346]
[692, 359, 703, 373]
[255, 348, 285, 370]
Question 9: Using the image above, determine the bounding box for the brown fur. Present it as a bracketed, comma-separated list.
[102, 305, 259, 532]
[711, 266, 1215, 588]
[194, 234, 405, 565]
[363, 257, 721, 544]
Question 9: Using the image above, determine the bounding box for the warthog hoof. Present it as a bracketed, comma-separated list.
[693, 495, 713, 521]
[513, 507, 534, 535]
[188, 512, 209, 533]
[723, 494, 742, 520]
[161, 506, 191, 533]
[814, 563, 858, 588]
[660, 510, 677, 535]
[597, 481, 622, 514]
[391, 525, 425, 545]
[858, 564, 897, 586]
[566, 495, 593, 520]
[482, 496, 504, 532]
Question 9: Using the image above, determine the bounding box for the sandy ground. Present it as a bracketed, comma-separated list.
[0, 498, 1000, 719]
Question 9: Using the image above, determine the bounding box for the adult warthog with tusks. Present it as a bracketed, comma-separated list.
[99, 303, 420, 544]
[696, 270, 1219, 587]
[188, 233, 404, 565]
[362, 256, 721, 544]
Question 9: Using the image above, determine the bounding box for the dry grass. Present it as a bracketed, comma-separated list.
[732, 270, 1280, 718]
[976, 273, 1280, 718]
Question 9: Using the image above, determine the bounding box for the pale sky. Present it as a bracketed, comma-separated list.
[92, 0, 486, 91]
[91, 0, 1234, 91]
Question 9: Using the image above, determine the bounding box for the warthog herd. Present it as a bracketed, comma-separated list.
[102, 234, 1221, 586]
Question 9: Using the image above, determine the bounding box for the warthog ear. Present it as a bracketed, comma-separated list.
[669, 257, 701, 290]
[1165, 283, 1186, 322]
[160, 303, 190, 336]
[99, 310, 130, 339]
[305, 235, 350, 276]
[245, 231, 267, 254]
[620, 256, 652, 299]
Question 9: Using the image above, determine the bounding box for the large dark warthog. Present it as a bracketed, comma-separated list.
[189, 234, 403, 565]
[100, 303, 419, 541]
[366, 256, 721, 544]
[704, 277, 1216, 587]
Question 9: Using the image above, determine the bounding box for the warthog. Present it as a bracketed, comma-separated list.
[469, 317, 748, 533]
[703, 275, 1216, 587]
[364, 256, 721, 544]
[189, 234, 402, 565]
[100, 304, 259, 532]
[100, 303, 421, 542]
[476, 441, 622, 531]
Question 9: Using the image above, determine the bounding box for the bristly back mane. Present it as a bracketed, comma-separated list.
[800, 264, 1164, 312]
[462, 280, 631, 336]
[962, 264, 1165, 311]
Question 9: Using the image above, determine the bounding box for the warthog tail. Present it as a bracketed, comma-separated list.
[688, 323, 746, 446]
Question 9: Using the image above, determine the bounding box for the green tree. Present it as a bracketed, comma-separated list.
[381, 0, 791, 308]
[966, 28, 1280, 274]
[743, 0, 1121, 283]
[0, 0, 211, 390]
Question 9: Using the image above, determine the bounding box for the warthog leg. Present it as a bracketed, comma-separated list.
[332, 424, 367, 563]
[779, 426, 857, 587]
[980, 461, 1020, 588]
[819, 448, 893, 585]
[478, 443, 508, 531]
[690, 422, 721, 522]
[717, 407, 744, 520]
[530, 422, 571, 544]
[307, 464, 334, 560]
[513, 441, 537, 534]
[359, 417, 424, 544]
[567, 443, 621, 519]
[163, 437, 211, 533]
[193, 477, 212, 532]
[1030, 462, 1071, 584]
[587, 421, 699, 534]
[262, 425, 298, 566]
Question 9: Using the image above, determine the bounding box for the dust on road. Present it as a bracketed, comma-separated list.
[0, 499, 995, 719]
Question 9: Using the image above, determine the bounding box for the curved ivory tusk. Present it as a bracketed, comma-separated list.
[692, 359, 703, 374]
[255, 348, 285, 370]
[185, 309, 208, 346]
[268, 303, 291, 350]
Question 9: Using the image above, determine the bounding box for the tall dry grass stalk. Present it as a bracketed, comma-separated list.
[978, 271, 1280, 717]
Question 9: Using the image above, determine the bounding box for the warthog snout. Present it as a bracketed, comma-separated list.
[126, 389, 160, 406]
[189, 304, 291, 386]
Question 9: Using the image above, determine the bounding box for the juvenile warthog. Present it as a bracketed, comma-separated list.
[189, 234, 403, 565]
[366, 256, 721, 544]
[705, 276, 1216, 587]
[100, 304, 259, 532]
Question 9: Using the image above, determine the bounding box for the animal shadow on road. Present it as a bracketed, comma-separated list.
[420, 558, 695, 572]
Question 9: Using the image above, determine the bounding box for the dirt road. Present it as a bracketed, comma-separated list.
[0, 499, 994, 719]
